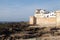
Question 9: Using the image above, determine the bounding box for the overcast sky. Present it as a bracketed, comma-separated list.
[0, 0, 60, 22]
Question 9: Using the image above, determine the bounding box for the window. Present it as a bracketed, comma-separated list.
[47, 15, 49, 17]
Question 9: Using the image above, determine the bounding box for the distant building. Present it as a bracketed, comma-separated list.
[29, 9, 60, 27]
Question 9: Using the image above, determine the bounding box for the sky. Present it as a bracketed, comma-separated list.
[0, 0, 60, 22]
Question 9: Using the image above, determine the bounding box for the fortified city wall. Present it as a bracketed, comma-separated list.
[29, 9, 60, 27]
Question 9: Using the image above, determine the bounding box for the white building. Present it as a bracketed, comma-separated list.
[29, 9, 60, 27]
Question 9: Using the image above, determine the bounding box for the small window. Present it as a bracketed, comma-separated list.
[47, 15, 49, 17]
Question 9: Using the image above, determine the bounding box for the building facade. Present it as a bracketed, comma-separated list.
[29, 9, 60, 27]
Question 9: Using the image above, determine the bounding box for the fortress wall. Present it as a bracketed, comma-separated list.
[56, 11, 60, 27]
[29, 16, 36, 25]
[36, 17, 56, 27]
[29, 10, 60, 27]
